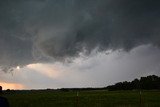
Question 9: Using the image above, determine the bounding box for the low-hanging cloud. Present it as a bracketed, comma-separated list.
[0, 0, 160, 71]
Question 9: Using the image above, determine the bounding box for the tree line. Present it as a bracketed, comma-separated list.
[106, 75, 160, 91]
[1, 75, 160, 92]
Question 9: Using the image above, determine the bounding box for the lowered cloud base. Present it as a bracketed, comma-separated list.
[0, 45, 160, 89]
[0, 0, 160, 89]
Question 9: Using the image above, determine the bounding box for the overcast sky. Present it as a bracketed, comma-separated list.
[0, 0, 160, 89]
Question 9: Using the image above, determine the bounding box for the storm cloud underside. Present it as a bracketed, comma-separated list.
[0, 0, 160, 71]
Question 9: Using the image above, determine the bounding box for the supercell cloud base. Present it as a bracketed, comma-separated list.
[1, 45, 160, 89]
[0, 0, 160, 89]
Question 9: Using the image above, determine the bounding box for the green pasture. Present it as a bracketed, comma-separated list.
[1, 90, 160, 107]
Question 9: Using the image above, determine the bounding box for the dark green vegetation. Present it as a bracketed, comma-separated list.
[107, 75, 160, 91]
[1, 90, 160, 107]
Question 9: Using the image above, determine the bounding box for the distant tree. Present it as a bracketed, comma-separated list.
[106, 75, 160, 91]
[140, 75, 160, 90]
[6, 89, 10, 93]
[0, 86, 2, 93]
[131, 78, 140, 89]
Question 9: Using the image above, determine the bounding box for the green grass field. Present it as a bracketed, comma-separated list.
[1, 90, 160, 107]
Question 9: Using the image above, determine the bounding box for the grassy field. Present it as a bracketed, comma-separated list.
[1, 90, 160, 107]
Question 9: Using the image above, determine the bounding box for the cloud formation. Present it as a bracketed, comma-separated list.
[0, 0, 160, 71]
[1, 45, 160, 89]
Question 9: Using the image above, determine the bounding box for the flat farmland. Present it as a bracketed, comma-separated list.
[1, 90, 160, 107]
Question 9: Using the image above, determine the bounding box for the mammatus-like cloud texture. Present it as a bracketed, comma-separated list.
[0, 0, 160, 71]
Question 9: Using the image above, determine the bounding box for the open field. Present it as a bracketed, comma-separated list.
[1, 90, 160, 107]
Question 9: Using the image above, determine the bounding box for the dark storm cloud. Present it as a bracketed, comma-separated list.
[0, 0, 160, 71]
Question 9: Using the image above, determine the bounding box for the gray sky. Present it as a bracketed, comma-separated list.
[0, 0, 160, 89]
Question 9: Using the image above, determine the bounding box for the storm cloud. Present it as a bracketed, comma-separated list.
[0, 0, 160, 71]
